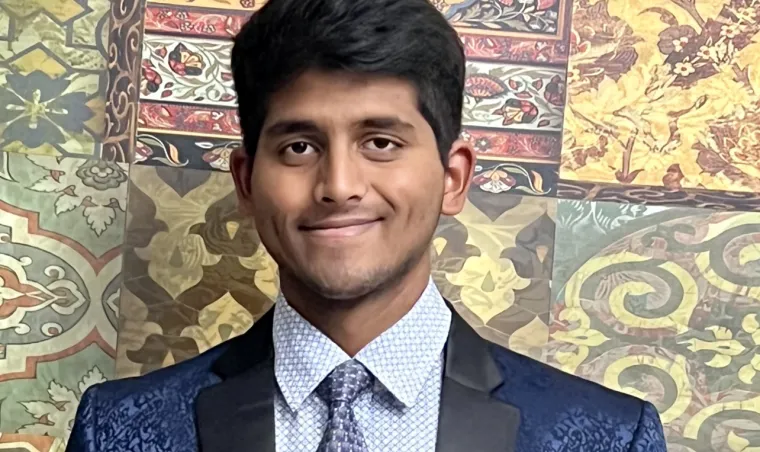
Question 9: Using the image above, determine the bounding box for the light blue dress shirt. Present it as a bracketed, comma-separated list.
[272, 278, 452, 452]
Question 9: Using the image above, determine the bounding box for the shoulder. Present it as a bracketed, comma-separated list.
[487, 344, 664, 451]
[488, 343, 640, 410]
[71, 344, 231, 451]
[85, 342, 229, 418]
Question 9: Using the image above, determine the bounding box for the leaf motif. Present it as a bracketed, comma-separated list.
[21, 401, 57, 418]
[83, 205, 116, 236]
[167, 143, 183, 165]
[48, 381, 77, 404]
[29, 177, 63, 193]
[79, 367, 106, 394]
[537, 119, 551, 128]
[136, 134, 164, 148]
[195, 141, 215, 149]
[54, 194, 82, 214]
[531, 170, 544, 192]
[154, 157, 189, 168]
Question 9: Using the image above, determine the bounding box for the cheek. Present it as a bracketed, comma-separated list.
[250, 172, 313, 240]
[376, 172, 443, 227]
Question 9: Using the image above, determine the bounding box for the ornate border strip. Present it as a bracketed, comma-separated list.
[141, 3, 571, 65]
[102, 0, 147, 162]
[557, 180, 760, 212]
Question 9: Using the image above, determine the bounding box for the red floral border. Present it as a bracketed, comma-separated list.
[463, 127, 561, 161]
[139, 102, 241, 136]
[143, 4, 571, 64]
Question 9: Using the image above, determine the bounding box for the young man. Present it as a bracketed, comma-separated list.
[67, 0, 666, 450]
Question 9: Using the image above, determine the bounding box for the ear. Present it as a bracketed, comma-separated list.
[230, 147, 255, 216]
[441, 138, 476, 216]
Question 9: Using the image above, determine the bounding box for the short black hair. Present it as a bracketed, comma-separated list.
[231, 0, 465, 163]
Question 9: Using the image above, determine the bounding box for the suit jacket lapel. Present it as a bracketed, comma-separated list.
[196, 300, 520, 452]
[436, 309, 521, 452]
[196, 309, 276, 452]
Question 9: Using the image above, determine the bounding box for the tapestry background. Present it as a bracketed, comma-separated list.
[0, 0, 757, 450]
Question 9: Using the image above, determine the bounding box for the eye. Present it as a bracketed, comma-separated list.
[282, 142, 317, 155]
[363, 138, 400, 152]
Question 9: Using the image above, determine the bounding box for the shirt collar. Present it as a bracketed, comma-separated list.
[272, 278, 451, 411]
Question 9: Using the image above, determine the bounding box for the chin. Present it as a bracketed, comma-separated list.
[303, 266, 399, 302]
[309, 277, 381, 301]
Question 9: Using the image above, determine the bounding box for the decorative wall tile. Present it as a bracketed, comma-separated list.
[435, 0, 566, 38]
[558, 180, 760, 212]
[461, 33, 569, 64]
[546, 199, 760, 450]
[562, 0, 760, 194]
[103, 0, 147, 162]
[464, 60, 566, 132]
[145, 4, 248, 39]
[136, 131, 237, 171]
[463, 128, 561, 161]
[118, 165, 275, 377]
[0, 0, 110, 159]
[144, 5, 572, 64]
[0, 153, 126, 437]
[472, 159, 557, 197]
[141, 35, 235, 107]
[433, 192, 556, 354]
[138, 103, 239, 137]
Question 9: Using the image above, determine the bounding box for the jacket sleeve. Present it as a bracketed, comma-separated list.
[66, 385, 100, 452]
[630, 401, 667, 452]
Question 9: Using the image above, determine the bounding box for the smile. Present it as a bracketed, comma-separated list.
[300, 218, 382, 238]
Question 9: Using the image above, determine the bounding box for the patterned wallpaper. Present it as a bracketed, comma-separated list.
[0, 0, 758, 450]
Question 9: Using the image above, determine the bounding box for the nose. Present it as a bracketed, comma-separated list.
[313, 146, 367, 206]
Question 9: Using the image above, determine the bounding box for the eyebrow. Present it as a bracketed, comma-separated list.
[262, 116, 416, 138]
[359, 116, 416, 132]
[262, 120, 321, 137]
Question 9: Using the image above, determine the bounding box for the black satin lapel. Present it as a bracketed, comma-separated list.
[436, 308, 520, 452]
[436, 378, 520, 452]
[196, 358, 276, 452]
[196, 308, 276, 452]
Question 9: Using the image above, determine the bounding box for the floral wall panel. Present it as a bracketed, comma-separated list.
[546, 199, 760, 451]
[562, 0, 760, 208]
[0, 0, 110, 159]
[118, 165, 276, 377]
[433, 192, 556, 356]
[463, 61, 566, 133]
[442, 0, 572, 197]
[141, 35, 235, 108]
[0, 153, 126, 441]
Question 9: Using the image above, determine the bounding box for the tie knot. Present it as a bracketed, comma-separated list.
[317, 360, 373, 405]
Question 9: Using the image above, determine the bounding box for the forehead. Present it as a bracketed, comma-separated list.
[264, 70, 424, 126]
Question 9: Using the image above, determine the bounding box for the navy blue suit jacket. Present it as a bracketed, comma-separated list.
[68, 306, 666, 451]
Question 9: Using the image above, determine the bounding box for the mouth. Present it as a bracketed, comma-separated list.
[299, 217, 382, 238]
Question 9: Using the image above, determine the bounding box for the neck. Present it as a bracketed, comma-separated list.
[280, 257, 432, 356]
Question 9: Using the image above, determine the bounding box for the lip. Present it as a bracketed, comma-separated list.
[300, 217, 381, 238]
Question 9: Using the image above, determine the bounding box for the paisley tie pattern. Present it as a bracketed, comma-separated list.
[316, 360, 373, 452]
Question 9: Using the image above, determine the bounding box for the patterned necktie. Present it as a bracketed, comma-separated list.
[316, 359, 373, 452]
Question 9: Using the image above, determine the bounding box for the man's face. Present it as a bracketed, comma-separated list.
[232, 70, 474, 300]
